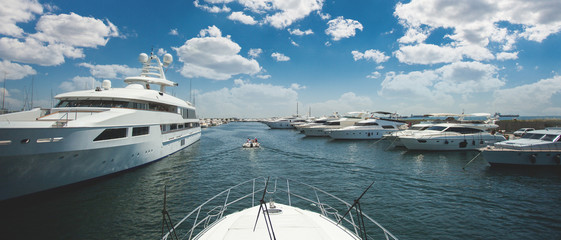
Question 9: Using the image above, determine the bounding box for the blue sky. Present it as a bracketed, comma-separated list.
[1, 0, 561, 118]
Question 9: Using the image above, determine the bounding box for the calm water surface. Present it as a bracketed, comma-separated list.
[2, 122, 561, 239]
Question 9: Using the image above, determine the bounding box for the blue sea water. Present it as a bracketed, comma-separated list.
[1, 122, 561, 239]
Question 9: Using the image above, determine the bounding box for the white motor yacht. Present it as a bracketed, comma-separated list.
[399, 122, 505, 151]
[327, 118, 406, 140]
[481, 128, 561, 166]
[384, 122, 434, 147]
[293, 115, 340, 132]
[263, 116, 307, 129]
[161, 177, 398, 240]
[0, 52, 201, 201]
[300, 112, 367, 137]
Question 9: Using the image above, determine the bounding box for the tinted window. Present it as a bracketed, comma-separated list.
[542, 134, 559, 142]
[94, 128, 127, 141]
[132, 126, 149, 136]
[427, 126, 446, 131]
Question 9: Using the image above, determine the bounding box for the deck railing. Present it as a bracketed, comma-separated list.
[162, 177, 398, 240]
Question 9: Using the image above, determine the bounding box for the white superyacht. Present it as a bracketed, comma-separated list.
[0, 52, 201, 201]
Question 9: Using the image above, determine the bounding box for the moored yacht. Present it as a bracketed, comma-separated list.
[263, 115, 307, 129]
[384, 122, 434, 147]
[327, 118, 406, 140]
[399, 122, 505, 151]
[481, 128, 561, 166]
[300, 112, 367, 137]
[0, 52, 201, 201]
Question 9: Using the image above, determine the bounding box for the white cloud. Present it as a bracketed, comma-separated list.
[0, 11, 119, 66]
[288, 28, 314, 36]
[173, 26, 261, 80]
[367, 71, 381, 79]
[196, 80, 300, 118]
[379, 61, 504, 103]
[78, 63, 140, 79]
[496, 52, 518, 61]
[394, 0, 561, 64]
[248, 48, 263, 58]
[493, 76, 561, 115]
[169, 28, 179, 36]
[0, 0, 42, 37]
[228, 11, 257, 25]
[32, 13, 119, 48]
[257, 74, 271, 79]
[59, 76, 100, 92]
[193, 0, 231, 13]
[263, 0, 324, 29]
[0, 60, 36, 80]
[351, 49, 390, 64]
[290, 39, 299, 47]
[0, 37, 84, 66]
[394, 44, 461, 65]
[318, 11, 331, 20]
[309, 92, 375, 117]
[271, 52, 290, 61]
[290, 83, 306, 90]
[157, 48, 168, 56]
[325, 16, 363, 41]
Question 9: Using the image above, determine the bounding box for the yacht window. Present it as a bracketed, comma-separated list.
[325, 122, 341, 126]
[356, 122, 378, 126]
[409, 126, 423, 130]
[445, 127, 483, 134]
[427, 126, 447, 131]
[315, 120, 327, 123]
[382, 125, 395, 129]
[528, 134, 545, 140]
[132, 126, 149, 136]
[94, 128, 127, 141]
[541, 134, 559, 142]
[178, 124, 184, 129]
[170, 124, 177, 130]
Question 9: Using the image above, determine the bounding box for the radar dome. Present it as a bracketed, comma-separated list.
[163, 53, 173, 66]
[102, 80, 112, 90]
[138, 53, 149, 63]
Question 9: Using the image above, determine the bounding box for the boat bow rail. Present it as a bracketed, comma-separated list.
[162, 177, 398, 240]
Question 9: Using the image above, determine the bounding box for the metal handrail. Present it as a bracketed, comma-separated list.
[162, 177, 398, 240]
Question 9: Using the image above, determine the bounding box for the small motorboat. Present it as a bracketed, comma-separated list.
[243, 142, 260, 148]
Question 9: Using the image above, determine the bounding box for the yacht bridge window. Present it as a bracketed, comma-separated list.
[427, 126, 447, 131]
[56, 99, 197, 119]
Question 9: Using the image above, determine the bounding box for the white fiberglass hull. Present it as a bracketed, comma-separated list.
[328, 128, 398, 140]
[400, 134, 506, 151]
[482, 149, 561, 166]
[265, 121, 294, 129]
[0, 125, 200, 201]
[301, 126, 338, 137]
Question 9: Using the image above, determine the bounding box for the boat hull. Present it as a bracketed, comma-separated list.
[264, 121, 295, 129]
[400, 135, 506, 151]
[482, 149, 561, 166]
[0, 126, 200, 201]
[328, 129, 397, 140]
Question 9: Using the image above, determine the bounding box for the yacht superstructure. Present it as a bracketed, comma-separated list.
[0, 52, 201, 201]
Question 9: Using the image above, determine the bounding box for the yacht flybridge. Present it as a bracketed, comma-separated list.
[0, 52, 201, 201]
